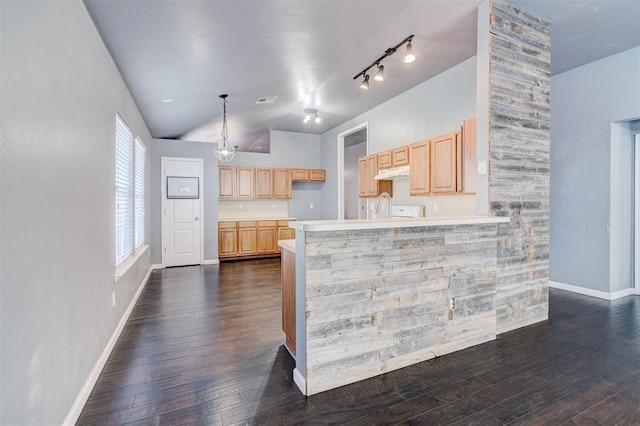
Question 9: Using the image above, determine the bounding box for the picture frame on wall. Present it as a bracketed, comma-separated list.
[166, 176, 199, 199]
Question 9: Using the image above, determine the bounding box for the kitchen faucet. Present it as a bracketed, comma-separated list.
[374, 192, 392, 218]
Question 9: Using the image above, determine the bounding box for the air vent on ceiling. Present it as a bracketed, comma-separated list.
[255, 96, 277, 104]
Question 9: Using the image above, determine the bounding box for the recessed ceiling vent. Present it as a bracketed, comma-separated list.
[255, 96, 277, 104]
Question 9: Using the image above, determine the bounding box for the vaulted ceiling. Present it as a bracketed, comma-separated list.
[84, 0, 640, 152]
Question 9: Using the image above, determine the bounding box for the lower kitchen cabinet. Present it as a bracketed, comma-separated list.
[218, 219, 296, 260]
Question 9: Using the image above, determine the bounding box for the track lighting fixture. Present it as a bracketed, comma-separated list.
[303, 108, 321, 124]
[360, 74, 370, 89]
[353, 34, 415, 89]
[213, 94, 237, 162]
[374, 64, 385, 81]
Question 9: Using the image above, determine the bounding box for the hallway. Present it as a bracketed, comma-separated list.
[78, 259, 640, 425]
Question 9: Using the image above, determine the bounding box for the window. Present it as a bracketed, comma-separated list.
[115, 114, 134, 265]
[115, 115, 147, 269]
[134, 137, 146, 249]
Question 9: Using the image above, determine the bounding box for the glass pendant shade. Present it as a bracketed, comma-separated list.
[213, 94, 236, 162]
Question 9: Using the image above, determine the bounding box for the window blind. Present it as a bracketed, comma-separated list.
[134, 137, 146, 248]
[115, 114, 134, 265]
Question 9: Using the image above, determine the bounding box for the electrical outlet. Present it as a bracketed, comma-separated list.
[272, 203, 276, 209]
[112, 291, 116, 307]
[478, 160, 487, 175]
[239, 203, 244, 209]
[309, 203, 314, 209]
[433, 203, 438, 212]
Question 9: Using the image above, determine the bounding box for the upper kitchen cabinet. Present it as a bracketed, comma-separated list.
[291, 168, 326, 182]
[378, 147, 410, 170]
[409, 140, 430, 196]
[430, 131, 459, 194]
[255, 168, 274, 199]
[218, 166, 255, 199]
[273, 168, 292, 199]
[359, 154, 393, 198]
[461, 118, 477, 193]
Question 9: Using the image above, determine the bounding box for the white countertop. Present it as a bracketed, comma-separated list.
[290, 216, 510, 232]
[218, 217, 296, 222]
[278, 239, 296, 252]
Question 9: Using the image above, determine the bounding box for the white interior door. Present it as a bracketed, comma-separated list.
[162, 157, 203, 267]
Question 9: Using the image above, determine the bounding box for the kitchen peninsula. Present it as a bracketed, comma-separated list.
[285, 215, 509, 396]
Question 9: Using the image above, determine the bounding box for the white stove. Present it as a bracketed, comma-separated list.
[391, 205, 425, 218]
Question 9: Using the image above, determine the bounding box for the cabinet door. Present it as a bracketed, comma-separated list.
[218, 224, 237, 257]
[257, 223, 277, 253]
[236, 167, 255, 199]
[273, 168, 292, 199]
[237, 222, 257, 254]
[218, 167, 235, 198]
[358, 157, 368, 197]
[281, 247, 296, 355]
[392, 146, 409, 166]
[377, 151, 392, 169]
[309, 169, 326, 182]
[366, 155, 378, 196]
[461, 118, 477, 193]
[291, 169, 310, 182]
[430, 132, 458, 193]
[255, 168, 273, 199]
[409, 140, 430, 196]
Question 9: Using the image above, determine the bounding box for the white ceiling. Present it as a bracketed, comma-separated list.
[84, 0, 640, 152]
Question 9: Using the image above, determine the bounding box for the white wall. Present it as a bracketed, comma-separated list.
[550, 46, 640, 293]
[1, 1, 153, 424]
[320, 56, 478, 219]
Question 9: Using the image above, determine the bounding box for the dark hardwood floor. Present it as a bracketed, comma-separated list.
[78, 259, 640, 425]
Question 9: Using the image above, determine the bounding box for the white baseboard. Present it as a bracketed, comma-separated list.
[63, 265, 153, 426]
[293, 368, 307, 396]
[549, 280, 639, 300]
[202, 259, 220, 265]
[151, 263, 163, 270]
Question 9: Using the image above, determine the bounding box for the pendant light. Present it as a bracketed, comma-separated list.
[213, 94, 237, 162]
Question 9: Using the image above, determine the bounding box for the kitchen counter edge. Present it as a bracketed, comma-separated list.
[290, 216, 510, 232]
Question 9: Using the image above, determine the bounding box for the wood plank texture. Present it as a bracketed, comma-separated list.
[77, 261, 640, 425]
[489, 0, 551, 333]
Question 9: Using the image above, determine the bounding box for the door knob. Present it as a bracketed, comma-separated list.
[194, 217, 200, 221]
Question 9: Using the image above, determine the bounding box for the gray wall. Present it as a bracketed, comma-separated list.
[148, 139, 219, 265]
[344, 142, 366, 219]
[550, 46, 640, 293]
[320, 56, 477, 219]
[1, 1, 153, 424]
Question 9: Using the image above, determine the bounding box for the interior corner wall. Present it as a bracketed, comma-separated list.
[1, 1, 153, 424]
[319, 56, 477, 220]
[550, 46, 640, 293]
[488, 0, 551, 333]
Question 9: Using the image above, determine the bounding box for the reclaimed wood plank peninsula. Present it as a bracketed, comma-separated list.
[288, 216, 510, 396]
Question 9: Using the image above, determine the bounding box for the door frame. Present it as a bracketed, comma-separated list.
[337, 122, 368, 220]
[635, 133, 640, 293]
[161, 156, 204, 267]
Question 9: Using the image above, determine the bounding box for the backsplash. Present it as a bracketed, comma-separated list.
[218, 200, 290, 219]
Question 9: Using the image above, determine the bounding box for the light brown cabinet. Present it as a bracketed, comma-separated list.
[460, 118, 477, 193]
[273, 168, 292, 199]
[378, 146, 409, 170]
[219, 219, 296, 260]
[430, 132, 459, 194]
[255, 168, 273, 199]
[409, 140, 430, 196]
[218, 166, 255, 199]
[238, 221, 257, 254]
[218, 221, 237, 257]
[358, 154, 393, 198]
[281, 244, 296, 355]
[292, 168, 326, 182]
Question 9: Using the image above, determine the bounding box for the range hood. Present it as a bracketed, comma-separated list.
[374, 165, 410, 180]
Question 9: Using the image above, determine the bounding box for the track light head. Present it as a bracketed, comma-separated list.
[360, 74, 370, 89]
[404, 40, 416, 63]
[374, 64, 385, 82]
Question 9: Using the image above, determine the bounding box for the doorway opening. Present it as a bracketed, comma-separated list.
[635, 132, 640, 292]
[337, 123, 368, 220]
